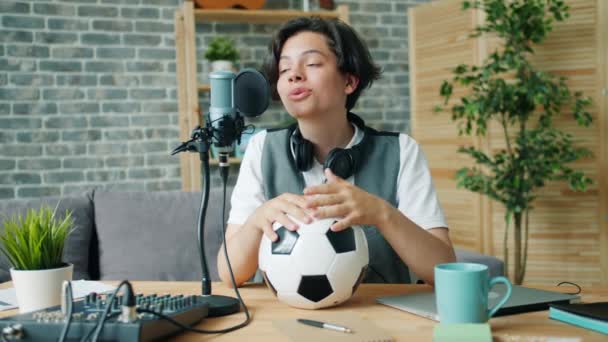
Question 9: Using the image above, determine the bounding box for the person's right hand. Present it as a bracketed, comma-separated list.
[246, 193, 313, 242]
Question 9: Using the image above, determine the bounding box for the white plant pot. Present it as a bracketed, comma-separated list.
[10, 263, 73, 313]
[210, 60, 235, 72]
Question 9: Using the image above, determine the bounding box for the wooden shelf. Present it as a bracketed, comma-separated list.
[209, 157, 241, 166]
[194, 8, 343, 24]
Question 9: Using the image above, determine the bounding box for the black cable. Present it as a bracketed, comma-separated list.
[80, 313, 120, 342]
[178, 122, 251, 334]
[82, 280, 129, 342]
[134, 169, 252, 335]
[218, 173, 251, 329]
[368, 265, 389, 283]
[161, 121, 251, 336]
[137, 307, 248, 334]
[557, 281, 582, 295]
[58, 281, 74, 342]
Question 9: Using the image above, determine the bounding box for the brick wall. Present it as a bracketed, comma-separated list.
[0, 0, 430, 200]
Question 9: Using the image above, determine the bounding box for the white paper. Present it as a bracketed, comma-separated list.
[0, 287, 17, 311]
[0, 280, 116, 312]
[70, 280, 116, 299]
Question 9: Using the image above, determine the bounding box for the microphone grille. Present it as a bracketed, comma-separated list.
[234, 69, 270, 118]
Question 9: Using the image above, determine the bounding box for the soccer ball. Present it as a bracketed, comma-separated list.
[258, 217, 369, 309]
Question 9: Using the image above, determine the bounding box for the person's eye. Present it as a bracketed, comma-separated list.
[279, 68, 290, 74]
[307, 63, 320, 67]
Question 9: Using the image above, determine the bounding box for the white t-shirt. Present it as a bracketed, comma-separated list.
[228, 125, 448, 230]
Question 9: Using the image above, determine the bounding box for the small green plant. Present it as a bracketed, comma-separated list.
[204, 36, 239, 63]
[0, 206, 73, 270]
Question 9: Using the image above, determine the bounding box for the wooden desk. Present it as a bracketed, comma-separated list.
[2, 282, 606, 341]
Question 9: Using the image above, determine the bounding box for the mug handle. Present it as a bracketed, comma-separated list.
[487, 276, 512, 318]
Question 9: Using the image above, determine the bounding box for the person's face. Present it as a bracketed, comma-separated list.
[276, 31, 357, 120]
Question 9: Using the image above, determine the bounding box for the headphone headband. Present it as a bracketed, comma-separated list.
[291, 113, 370, 179]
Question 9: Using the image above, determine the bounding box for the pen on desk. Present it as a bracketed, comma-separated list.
[297, 318, 353, 333]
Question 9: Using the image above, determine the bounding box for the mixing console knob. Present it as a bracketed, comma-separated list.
[1, 324, 24, 340]
[86, 292, 97, 305]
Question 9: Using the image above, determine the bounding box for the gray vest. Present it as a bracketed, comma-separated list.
[261, 124, 411, 283]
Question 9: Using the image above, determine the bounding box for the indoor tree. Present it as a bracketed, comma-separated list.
[436, 0, 593, 284]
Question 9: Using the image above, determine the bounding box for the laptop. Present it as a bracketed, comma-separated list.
[376, 284, 579, 321]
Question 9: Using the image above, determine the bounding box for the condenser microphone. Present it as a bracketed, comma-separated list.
[209, 71, 238, 167]
[208, 69, 270, 168]
[169, 70, 267, 320]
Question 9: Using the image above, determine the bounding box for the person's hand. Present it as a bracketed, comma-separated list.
[303, 168, 390, 232]
[246, 193, 313, 242]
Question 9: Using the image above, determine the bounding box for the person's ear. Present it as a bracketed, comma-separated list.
[344, 74, 359, 95]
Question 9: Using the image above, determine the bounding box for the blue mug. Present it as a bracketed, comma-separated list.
[435, 262, 512, 323]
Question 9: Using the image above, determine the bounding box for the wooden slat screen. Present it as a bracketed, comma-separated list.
[409, 0, 607, 286]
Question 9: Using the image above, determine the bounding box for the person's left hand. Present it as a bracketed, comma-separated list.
[303, 168, 390, 232]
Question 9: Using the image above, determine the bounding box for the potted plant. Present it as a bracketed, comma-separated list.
[1, 205, 74, 313]
[204, 36, 240, 72]
[436, 0, 593, 284]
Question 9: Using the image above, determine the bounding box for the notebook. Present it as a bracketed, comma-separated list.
[376, 284, 579, 321]
[549, 302, 608, 334]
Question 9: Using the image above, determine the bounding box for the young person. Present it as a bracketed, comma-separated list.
[217, 16, 455, 287]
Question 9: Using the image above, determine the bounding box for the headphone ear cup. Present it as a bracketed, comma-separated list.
[292, 133, 314, 171]
[324, 148, 355, 179]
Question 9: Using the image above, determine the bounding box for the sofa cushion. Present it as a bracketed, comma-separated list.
[94, 188, 232, 281]
[0, 191, 95, 282]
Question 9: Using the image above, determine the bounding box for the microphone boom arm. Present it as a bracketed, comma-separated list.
[171, 123, 214, 296]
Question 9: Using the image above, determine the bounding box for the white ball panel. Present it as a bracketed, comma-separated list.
[262, 254, 301, 293]
[291, 232, 336, 275]
[327, 251, 365, 287]
[354, 226, 370, 265]
[278, 292, 318, 310]
[258, 235, 272, 271]
[327, 251, 366, 301]
[318, 290, 350, 308]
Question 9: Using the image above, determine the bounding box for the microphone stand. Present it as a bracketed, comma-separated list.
[171, 122, 240, 317]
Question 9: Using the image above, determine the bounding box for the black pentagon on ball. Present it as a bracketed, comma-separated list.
[326, 223, 356, 253]
[271, 226, 299, 255]
[298, 275, 333, 302]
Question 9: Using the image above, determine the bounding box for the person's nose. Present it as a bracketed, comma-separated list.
[288, 64, 304, 83]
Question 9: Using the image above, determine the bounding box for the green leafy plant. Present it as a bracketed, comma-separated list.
[204, 36, 239, 63]
[436, 0, 593, 284]
[0, 206, 73, 270]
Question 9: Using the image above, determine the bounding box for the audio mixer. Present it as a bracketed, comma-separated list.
[0, 292, 209, 341]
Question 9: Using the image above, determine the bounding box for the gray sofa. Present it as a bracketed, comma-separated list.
[0, 188, 504, 283]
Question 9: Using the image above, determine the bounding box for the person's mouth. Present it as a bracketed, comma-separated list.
[288, 88, 312, 100]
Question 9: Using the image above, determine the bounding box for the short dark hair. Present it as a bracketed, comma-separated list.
[263, 16, 382, 111]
